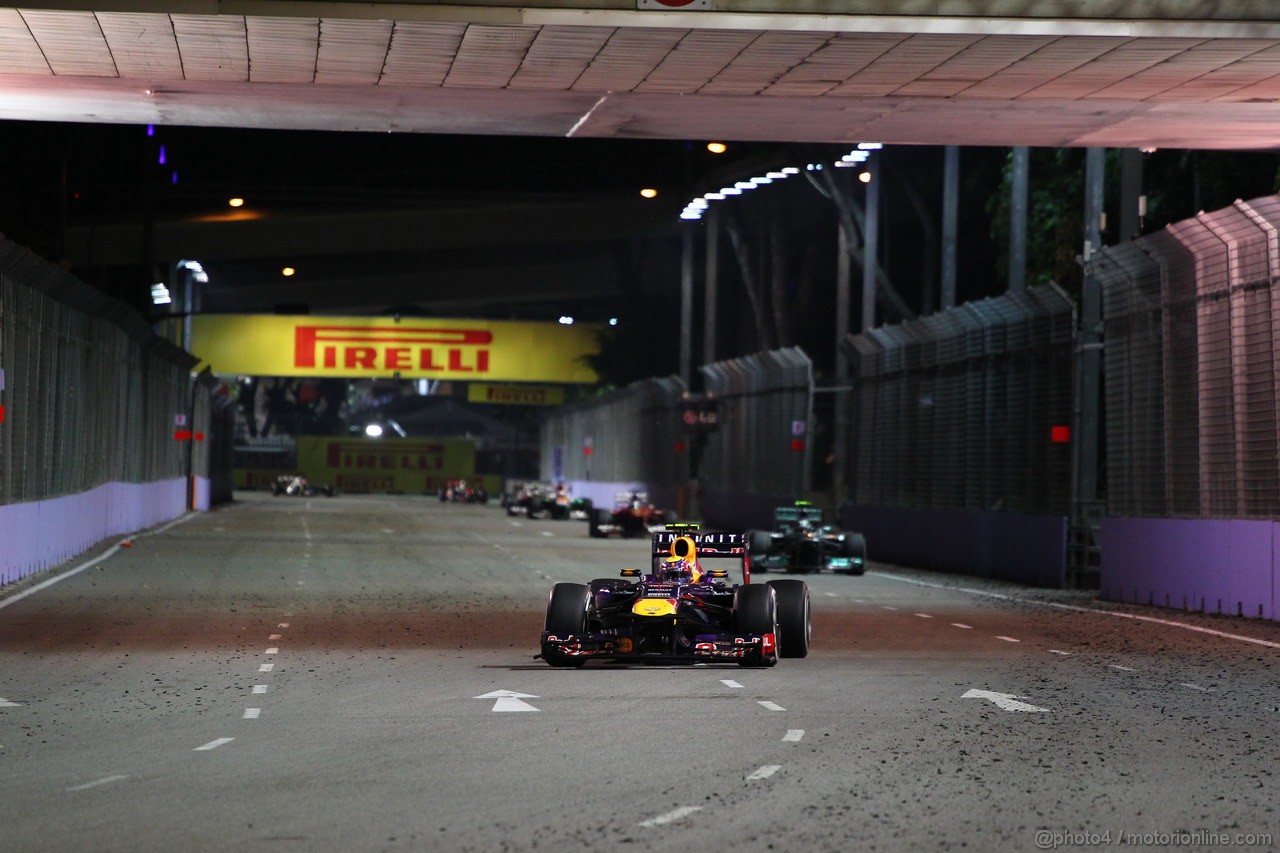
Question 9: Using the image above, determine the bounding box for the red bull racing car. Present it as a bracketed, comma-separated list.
[538, 524, 811, 668]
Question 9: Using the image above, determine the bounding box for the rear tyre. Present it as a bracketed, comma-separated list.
[843, 534, 867, 575]
[543, 582, 590, 668]
[767, 579, 811, 658]
[588, 508, 610, 538]
[733, 584, 778, 668]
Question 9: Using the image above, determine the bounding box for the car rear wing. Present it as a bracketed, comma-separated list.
[651, 525, 753, 583]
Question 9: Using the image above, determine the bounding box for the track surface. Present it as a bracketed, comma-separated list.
[1, 493, 1277, 852]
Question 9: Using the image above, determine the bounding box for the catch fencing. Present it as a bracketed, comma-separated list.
[842, 285, 1075, 515]
[1091, 194, 1280, 519]
[0, 235, 232, 585]
[699, 347, 813, 501]
[540, 376, 688, 490]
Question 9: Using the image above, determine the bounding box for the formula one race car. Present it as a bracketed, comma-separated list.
[539, 524, 811, 667]
[506, 482, 591, 520]
[587, 491, 677, 538]
[439, 479, 489, 503]
[747, 501, 866, 575]
[271, 473, 335, 497]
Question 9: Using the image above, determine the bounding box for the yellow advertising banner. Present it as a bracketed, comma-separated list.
[467, 383, 566, 406]
[294, 436, 493, 494]
[190, 315, 599, 383]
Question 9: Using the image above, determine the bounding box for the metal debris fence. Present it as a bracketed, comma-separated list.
[1090, 194, 1280, 519]
[0, 236, 206, 506]
[842, 285, 1075, 515]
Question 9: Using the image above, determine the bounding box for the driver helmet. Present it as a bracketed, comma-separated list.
[660, 555, 702, 584]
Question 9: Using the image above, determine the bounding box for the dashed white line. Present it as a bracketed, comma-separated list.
[746, 765, 782, 781]
[1048, 650, 1073, 656]
[194, 738, 234, 751]
[540, 531, 555, 537]
[880, 605, 899, 611]
[995, 636, 1021, 643]
[721, 679, 743, 689]
[252, 685, 268, 694]
[278, 623, 290, 628]
[783, 729, 805, 742]
[66, 775, 128, 792]
[243, 708, 261, 719]
[915, 613, 934, 619]
[1110, 664, 1136, 672]
[1181, 682, 1210, 692]
[258, 664, 274, 672]
[268, 634, 282, 640]
[823, 592, 840, 598]
[951, 623, 973, 629]
[851, 598, 866, 603]
[638, 806, 702, 827]
[381, 528, 394, 534]
[265, 648, 279, 655]
[758, 700, 786, 712]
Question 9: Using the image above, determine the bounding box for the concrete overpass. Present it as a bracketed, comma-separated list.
[3, 1, 1280, 149]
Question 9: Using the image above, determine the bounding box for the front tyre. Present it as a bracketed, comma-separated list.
[543, 582, 591, 668]
[843, 533, 867, 575]
[767, 579, 811, 658]
[733, 583, 778, 668]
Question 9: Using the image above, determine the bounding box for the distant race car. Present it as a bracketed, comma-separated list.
[271, 473, 335, 497]
[439, 479, 489, 503]
[506, 483, 591, 520]
[588, 491, 676, 538]
[538, 524, 811, 667]
[747, 501, 866, 575]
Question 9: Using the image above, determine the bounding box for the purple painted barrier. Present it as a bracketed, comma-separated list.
[1101, 517, 1275, 620]
[838, 505, 1068, 588]
[0, 478, 188, 588]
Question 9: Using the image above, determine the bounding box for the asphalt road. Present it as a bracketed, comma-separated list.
[1, 493, 1278, 852]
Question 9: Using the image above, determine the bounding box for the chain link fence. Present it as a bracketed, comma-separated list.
[1092, 194, 1280, 519]
[699, 348, 813, 500]
[540, 376, 688, 488]
[843, 285, 1075, 515]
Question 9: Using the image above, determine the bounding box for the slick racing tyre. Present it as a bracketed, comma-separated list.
[766, 579, 811, 658]
[733, 584, 778, 668]
[588, 508, 610, 538]
[543, 582, 591, 668]
[843, 534, 867, 575]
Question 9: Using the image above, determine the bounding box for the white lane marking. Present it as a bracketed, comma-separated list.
[194, 738, 235, 751]
[962, 688, 1050, 712]
[265, 648, 279, 655]
[851, 598, 866, 603]
[758, 701, 786, 712]
[823, 592, 839, 598]
[880, 605, 899, 611]
[510, 522, 524, 528]
[915, 613, 933, 619]
[252, 685, 268, 694]
[475, 690, 540, 712]
[268, 634, 282, 640]
[951, 623, 973, 629]
[872, 570, 1280, 650]
[720, 679, 743, 689]
[747, 765, 782, 781]
[243, 708, 261, 719]
[1109, 664, 1136, 672]
[278, 623, 289, 628]
[66, 775, 128, 792]
[638, 806, 702, 827]
[1181, 682, 1210, 692]
[1048, 649, 1073, 656]
[995, 636, 1021, 643]
[783, 729, 805, 742]
[381, 528, 394, 534]
[259, 664, 274, 672]
[0, 697, 22, 707]
[540, 531, 555, 537]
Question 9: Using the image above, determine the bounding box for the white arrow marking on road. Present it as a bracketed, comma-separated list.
[0, 697, 21, 707]
[475, 690, 541, 712]
[962, 688, 1050, 713]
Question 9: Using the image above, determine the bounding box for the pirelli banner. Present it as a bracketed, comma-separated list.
[295, 436, 498, 494]
[190, 315, 600, 383]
